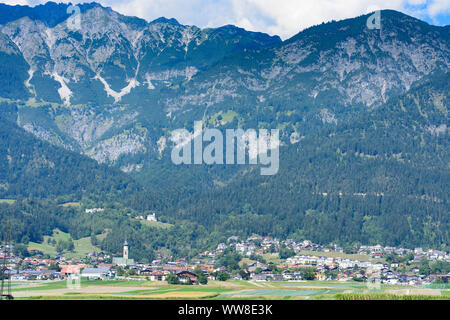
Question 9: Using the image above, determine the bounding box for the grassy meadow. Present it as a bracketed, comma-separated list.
[9, 279, 449, 300]
[27, 228, 105, 259]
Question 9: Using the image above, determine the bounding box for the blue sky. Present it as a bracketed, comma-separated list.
[2, 0, 449, 39]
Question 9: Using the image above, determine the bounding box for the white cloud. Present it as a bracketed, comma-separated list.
[230, 0, 409, 38]
[1, 0, 30, 4]
[407, 0, 427, 5]
[3, 0, 449, 39]
[427, 0, 450, 16]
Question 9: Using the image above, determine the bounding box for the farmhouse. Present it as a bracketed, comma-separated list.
[176, 271, 198, 284]
[60, 264, 85, 277]
[150, 271, 166, 281]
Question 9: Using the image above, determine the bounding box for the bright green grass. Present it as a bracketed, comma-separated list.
[208, 295, 270, 300]
[422, 283, 450, 289]
[28, 228, 102, 258]
[87, 280, 156, 286]
[261, 253, 284, 264]
[49, 229, 71, 241]
[12, 281, 68, 292]
[237, 289, 328, 297]
[294, 250, 378, 262]
[59, 202, 82, 208]
[282, 282, 367, 289]
[0, 199, 15, 204]
[14, 280, 445, 300]
[64, 236, 101, 259]
[336, 293, 450, 300]
[119, 287, 234, 296]
[140, 220, 173, 229]
[28, 242, 57, 256]
[28, 228, 70, 256]
[221, 110, 238, 123]
[22, 98, 60, 109]
[208, 110, 240, 125]
[228, 280, 261, 287]
[12, 279, 154, 292]
[25, 295, 182, 300]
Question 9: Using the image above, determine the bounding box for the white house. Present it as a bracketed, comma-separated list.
[85, 208, 104, 214]
[81, 267, 114, 280]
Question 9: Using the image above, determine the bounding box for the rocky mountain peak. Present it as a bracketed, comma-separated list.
[0, 3, 447, 170]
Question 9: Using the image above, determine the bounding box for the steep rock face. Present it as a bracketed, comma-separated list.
[16, 103, 144, 165]
[0, 4, 448, 250]
[85, 125, 148, 163]
[169, 11, 449, 114]
[0, 4, 281, 105]
[0, 4, 448, 170]
[0, 3, 282, 166]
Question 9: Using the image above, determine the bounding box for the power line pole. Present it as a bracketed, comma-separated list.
[0, 223, 13, 300]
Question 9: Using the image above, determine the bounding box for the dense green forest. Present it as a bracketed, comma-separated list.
[0, 102, 214, 261]
[0, 102, 144, 200]
[2, 73, 447, 259]
[137, 72, 449, 251]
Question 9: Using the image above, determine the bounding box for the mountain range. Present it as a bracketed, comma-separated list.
[0, 2, 448, 257]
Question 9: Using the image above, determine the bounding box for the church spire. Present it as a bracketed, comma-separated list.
[123, 238, 129, 260]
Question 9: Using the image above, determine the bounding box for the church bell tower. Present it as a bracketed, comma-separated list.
[123, 239, 129, 260]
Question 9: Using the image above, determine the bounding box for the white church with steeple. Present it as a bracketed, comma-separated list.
[112, 239, 135, 266]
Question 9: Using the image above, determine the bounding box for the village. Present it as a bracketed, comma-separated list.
[1, 235, 449, 287]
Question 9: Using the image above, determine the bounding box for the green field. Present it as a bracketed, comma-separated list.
[0, 198, 16, 204]
[28, 228, 103, 258]
[208, 110, 241, 125]
[9, 279, 449, 300]
[294, 250, 380, 262]
[238, 289, 330, 296]
[140, 220, 173, 229]
[27, 242, 58, 256]
[336, 293, 450, 300]
[59, 202, 82, 208]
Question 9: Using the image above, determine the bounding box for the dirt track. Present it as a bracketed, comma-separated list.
[13, 285, 155, 297]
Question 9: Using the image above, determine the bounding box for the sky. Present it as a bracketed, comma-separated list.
[2, 0, 449, 39]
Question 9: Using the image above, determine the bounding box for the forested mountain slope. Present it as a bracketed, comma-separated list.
[151, 72, 449, 249]
[0, 3, 448, 254]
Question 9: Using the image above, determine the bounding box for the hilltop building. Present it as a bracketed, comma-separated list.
[135, 213, 157, 222]
[85, 208, 104, 213]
